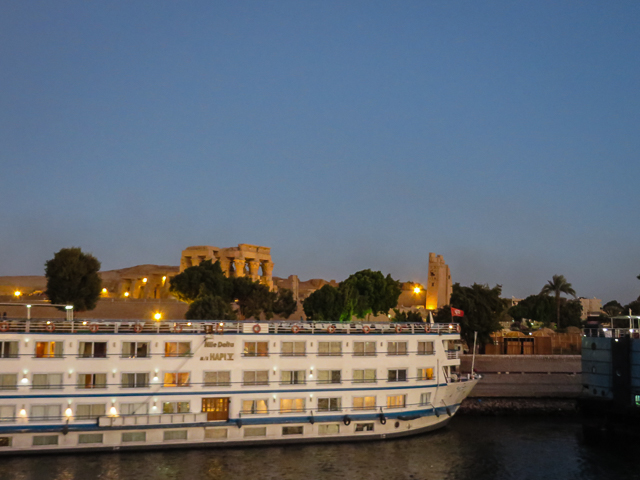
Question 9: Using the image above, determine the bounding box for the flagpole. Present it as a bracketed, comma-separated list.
[471, 331, 478, 378]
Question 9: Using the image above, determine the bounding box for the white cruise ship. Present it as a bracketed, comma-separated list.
[0, 319, 478, 454]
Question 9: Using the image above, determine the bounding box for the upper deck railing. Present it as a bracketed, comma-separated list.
[0, 319, 461, 335]
[583, 328, 640, 339]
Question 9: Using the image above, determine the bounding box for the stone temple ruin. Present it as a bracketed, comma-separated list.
[180, 244, 274, 290]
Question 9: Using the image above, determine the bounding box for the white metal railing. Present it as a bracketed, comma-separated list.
[583, 328, 639, 338]
[446, 350, 461, 360]
[98, 412, 207, 427]
[0, 319, 461, 336]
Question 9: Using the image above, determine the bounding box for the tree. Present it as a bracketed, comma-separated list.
[624, 300, 640, 316]
[44, 247, 102, 312]
[508, 294, 555, 326]
[273, 288, 297, 319]
[169, 260, 231, 304]
[540, 275, 577, 330]
[436, 283, 506, 352]
[303, 285, 344, 321]
[559, 299, 583, 328]
[602, 300, 624, 317]
[186, 294, 237, 320]
[392, 309, 423, 323]
[339, 270, 401, 321]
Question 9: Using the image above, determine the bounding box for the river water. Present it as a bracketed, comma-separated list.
[0, 417, 637, 480]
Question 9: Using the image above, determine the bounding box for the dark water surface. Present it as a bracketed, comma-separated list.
[1, 417, 638, 480]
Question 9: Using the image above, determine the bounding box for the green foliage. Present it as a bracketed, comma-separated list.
[442, 283, 506, 350]
[540, 274, 577, 329]
[392, 309, 424, 323]
[169, 260, 231, 303]
[186, 294, 237, 320]
[339, 270, 402, 320]
[170, 260, 297, 320]
[44, 247, 102, 312]
[508, 294, 555, 326]
[602, 300, 624, 317]
[303, 285, 344, 321]
[560, 299, 583, 329]
[624, 300, 640, 316]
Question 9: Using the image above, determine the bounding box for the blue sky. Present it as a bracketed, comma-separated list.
[1, 1, 639, 303]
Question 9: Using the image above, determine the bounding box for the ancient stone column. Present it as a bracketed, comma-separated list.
[261, 261, 274, 289]
[233, 259, 246, 277]
[218, 258, 230, 276]
[247, 260, 261, 282]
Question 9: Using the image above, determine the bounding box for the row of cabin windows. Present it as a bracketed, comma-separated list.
[0, 392, 434, 423]
[0, 420, 402, 447]
[0, 367, 436, 390]
[0, 340, 436, 359]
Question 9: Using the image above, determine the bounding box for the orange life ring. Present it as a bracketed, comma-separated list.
[456, 324, 461, 333]
[424, 324, 431, 333]
[362, 325, 371, 334]
[291, 325, 300, 334]
[395, 324, 403, 334]
[0, 322, 8, 332]
[215, 323, 224, 334]
[327, 324, 336, 334]
[173, 323, 183, 333]
[133, 324, 143, 333]
[253, 324, 261, 334]
[45, 323, 55, 332]
[89, 324, 99, 333]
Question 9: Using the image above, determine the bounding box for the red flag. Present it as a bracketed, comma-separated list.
[451, 307, 464, 317]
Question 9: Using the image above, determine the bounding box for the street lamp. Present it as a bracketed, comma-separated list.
[154, 312, 162, 321]
[14, 291, 21, 299]
[413, 286, 421, 294]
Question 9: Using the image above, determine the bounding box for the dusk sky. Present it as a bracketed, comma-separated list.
[1, 2, 639, 304]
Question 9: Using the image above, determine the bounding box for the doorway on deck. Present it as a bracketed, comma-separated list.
[202, 397, 230, 421]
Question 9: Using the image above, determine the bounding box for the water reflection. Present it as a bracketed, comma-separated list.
[1, 418, 639, 480]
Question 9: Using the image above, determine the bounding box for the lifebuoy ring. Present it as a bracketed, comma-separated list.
[0, 322, 8, 332]
[215, 323, 224, 334]
[253, 324, 261, 334]
[133, 324, 143, 333]
[343, 415, 351, 426]
[362, 325, 371, 334]
[291, 325, 300, 334]
[45, 323, 55, 333]
[379, 414, 387, 425]
[395, 324, 403, 334]
[173, 323, 183, 333]
[424, 324, 431, 333]
[327, 324, 336, 334]
[456, 324, 461, 333]
[89, 324, 99, 333]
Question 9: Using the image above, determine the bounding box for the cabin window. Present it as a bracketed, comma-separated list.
[318, 341, 342, 356]
[31, 404, 61, 420]
[243, 371, 269, 386]
[0, 437, 11, 447]
[281, 371, 305, 385]
[282, 426, 304, 435]
[163, 372, 190, 387]
[204, 428, 228, 439]
[76, 404, 105, 419]
[387, 342, 408, 356]
[0, 406, 15, 423]
[204, 371, 231, 386]
[317, 398, 341, 412]
[164, 430, 187, 441]
[353, 396, 376, 410]
[386, 394, 406, 409]
[121, 373, 149, 388]
[417, 341, 435, 355]
[244, 427, 267, 437]
[318, 424, 340, 435]
[388, 369, 407, 382]
[78, 433, 103, 444]
[164, 342, 191, 357]
[77, 373, 107, 389]
[32, 373, 63, 390]
[122, 342, 149, 358]
[281, 342, 306, 356]
[35, 341, 63, 358]
[32, 435, 58, 446]
[420, 392, 432, 405]
[280, 398, 305, 413]
[0, 341, 18, 358]
[163, 401, 190, 414]
[78, 342, 107, 358]
[243, 342, 269, 357]
[417, 368, 435, 381]
[352, 369, 376, 383]
[355, 423, 374, 432]
[120, 403, 148, 415]
[0, 374, 17, 391]
[354, 342, 376, 356]
[122, 431, 146, 443]
[317, 370, 341, 384]
[241, 399, 268, 415]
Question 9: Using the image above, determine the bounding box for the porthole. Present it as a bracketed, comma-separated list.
[395, 421, 400, 429]
[591, 342, 597, 351]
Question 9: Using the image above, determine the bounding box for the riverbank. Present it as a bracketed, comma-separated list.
[459, 397, 579, 416]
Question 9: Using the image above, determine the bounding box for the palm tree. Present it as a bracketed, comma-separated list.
[540, 275, 577, 329]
